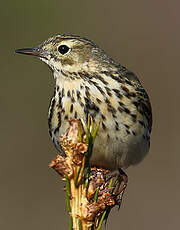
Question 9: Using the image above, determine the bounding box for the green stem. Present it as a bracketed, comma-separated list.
[65, 175, 71, 212]
[69, 216, 73, 230]
[78, 218, 82, 230]
[74, 166, 81, 187]
[97, 211, 107, 230]
[94, 187, 100, 202]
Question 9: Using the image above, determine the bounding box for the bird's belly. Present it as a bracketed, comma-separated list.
[90, 128, 150, 170]
[50, 109, 150, 170]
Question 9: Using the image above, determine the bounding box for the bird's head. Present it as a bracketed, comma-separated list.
[15, 34, 116, 79]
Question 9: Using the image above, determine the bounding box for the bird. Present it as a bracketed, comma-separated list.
[15, 34, 152, 171]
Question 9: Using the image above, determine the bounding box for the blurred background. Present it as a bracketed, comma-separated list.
[1, 0, 179, 229]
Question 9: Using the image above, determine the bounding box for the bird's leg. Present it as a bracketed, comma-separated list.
[105, 172, 119, 183]
[113, 168, 128, 207]
[103, 169, 128, 204]
[98, 169, 127, 202]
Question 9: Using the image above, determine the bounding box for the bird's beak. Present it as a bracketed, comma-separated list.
[15, 47, 46, 59]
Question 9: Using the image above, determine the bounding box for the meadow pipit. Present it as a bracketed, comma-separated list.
[16, 34, 152, 171]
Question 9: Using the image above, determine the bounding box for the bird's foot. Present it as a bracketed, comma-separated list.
[113, 169, 128, 208]
[104, 168, 128, 209]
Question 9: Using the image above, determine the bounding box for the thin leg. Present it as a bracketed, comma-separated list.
[114, 168, 128, 207]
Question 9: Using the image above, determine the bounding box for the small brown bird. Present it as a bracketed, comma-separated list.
[16, 34, 152, 171]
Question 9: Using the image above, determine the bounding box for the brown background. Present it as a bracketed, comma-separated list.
[1, 0, 179, 229]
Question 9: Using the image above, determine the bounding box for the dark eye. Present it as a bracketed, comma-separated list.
[58, 45, 70, 54]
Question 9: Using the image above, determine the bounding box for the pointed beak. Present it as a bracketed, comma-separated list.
[15, 47, 46, 59]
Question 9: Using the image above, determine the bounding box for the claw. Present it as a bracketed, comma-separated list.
[113, 169, 128, 208]
[106, 169, 128, 208]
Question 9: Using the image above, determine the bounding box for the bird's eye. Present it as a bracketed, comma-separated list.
[58, 45, 70, 55]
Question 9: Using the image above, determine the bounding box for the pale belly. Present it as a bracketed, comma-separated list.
[48, 95, 150, 170]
